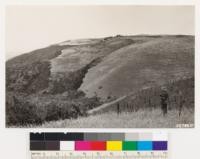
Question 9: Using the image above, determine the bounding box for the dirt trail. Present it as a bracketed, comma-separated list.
[87, 95, 127, 115]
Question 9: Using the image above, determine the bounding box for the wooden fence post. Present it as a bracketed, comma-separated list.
[117, 103, 120, 115]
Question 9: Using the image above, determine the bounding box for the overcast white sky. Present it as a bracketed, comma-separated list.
[6, 5, 194, 59]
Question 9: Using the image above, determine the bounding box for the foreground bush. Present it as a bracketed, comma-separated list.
[6, 92, 101, 126]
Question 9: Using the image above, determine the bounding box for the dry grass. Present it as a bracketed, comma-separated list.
[30, 108, 194, 128]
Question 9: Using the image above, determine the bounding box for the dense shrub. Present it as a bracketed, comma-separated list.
[6, 61, 51, 93]
[6, 92, 102, 126]
[6, 94, 46, 125]
[49, 58, 101, 94]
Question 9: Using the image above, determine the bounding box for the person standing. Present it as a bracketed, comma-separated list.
[160, 86, 169, 116]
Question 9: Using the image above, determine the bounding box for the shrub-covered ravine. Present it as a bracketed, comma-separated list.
[6, 45, 103, 126]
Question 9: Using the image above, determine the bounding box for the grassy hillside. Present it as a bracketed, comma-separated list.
[79, 35, 194, 99]
[49, 37, 134, 93]
[6, 35, 194, 127]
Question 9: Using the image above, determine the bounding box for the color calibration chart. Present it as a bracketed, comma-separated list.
[30, 132, 168, 159]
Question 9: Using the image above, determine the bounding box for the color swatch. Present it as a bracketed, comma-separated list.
[123, 141, 137, 150]
[137, 141, 153, 150]
[30, 132, 168, 151]
[106, 141, 122, 151]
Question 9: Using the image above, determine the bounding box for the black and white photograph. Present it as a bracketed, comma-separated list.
[6, 5, 194, 128]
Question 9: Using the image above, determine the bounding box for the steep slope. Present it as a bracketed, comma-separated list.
[79, 36, 194, 99]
